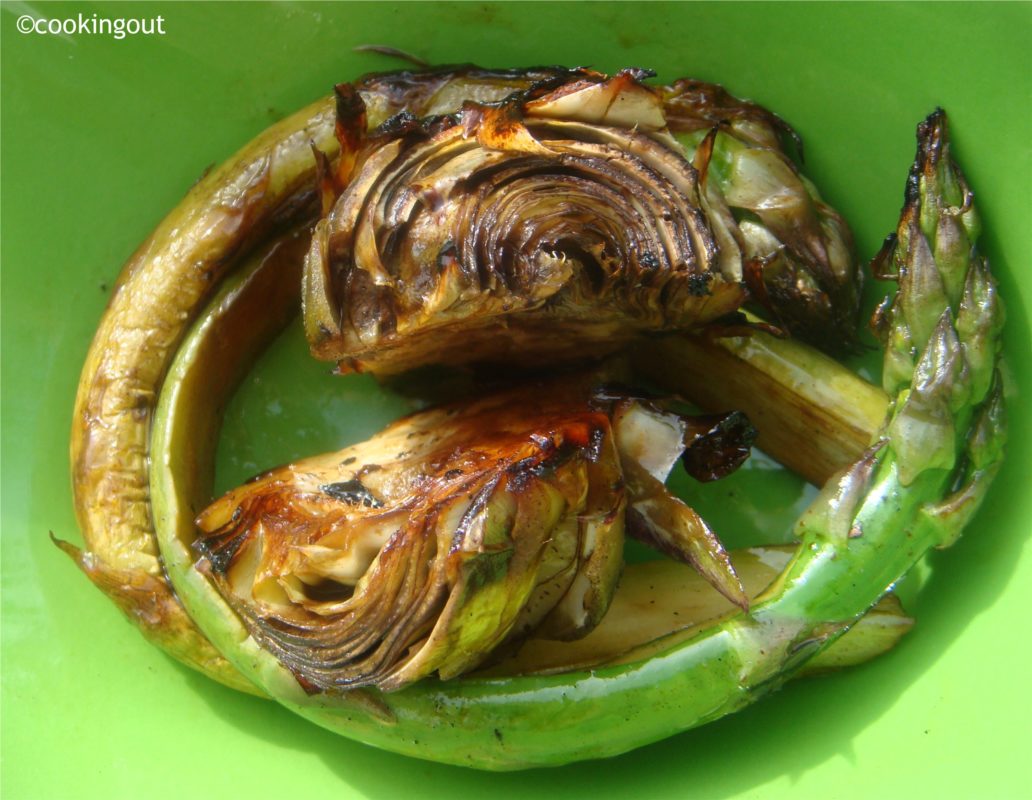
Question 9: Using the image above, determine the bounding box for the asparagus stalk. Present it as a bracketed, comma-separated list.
[478, 547, 912, 678]
[65, 100, 339, 693]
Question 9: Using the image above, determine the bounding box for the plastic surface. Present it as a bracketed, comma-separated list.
[2, 1, 1029, 797]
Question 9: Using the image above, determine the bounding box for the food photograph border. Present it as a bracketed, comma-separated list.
[2, 3, 1030, 799]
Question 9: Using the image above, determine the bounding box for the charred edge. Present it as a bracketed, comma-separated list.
[333, 82, 369, 187]
[703, 310, 786, 340]
[624, 66, 658, 81]
[335, 82, 367, 126]
[870, 233, 900, 281]
[506, 439, 555, 490]
[374, 110, 461, 141]
[868, 295, 895, 342]
[321, 478, 384, 508]
[193, 528, 250, 576]
[528, 439, 581, 480]
[682, 410, 758, 482]
[693, 127, 719, 189]
[450, 476, 503, 554]
[354, 65, 587, 118]
[639, 251, 660, 271]
[905, 108, 947, 206]
[311, 142, 336, 217]
[504, 66, 613, 106]
[585, 425, 607, 462]
[446, 65, 653, 118]
[663, 78, 804, 159]
[507, 424, 598, 489]
[356, 63, 581, 88]
[334, 83, 368, 149]
[742, 254, 774, 313]
[687, 272, 713, 297]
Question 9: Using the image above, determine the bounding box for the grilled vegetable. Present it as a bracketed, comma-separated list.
[62, 58, 1002, 769]
[664, 80, 860, 348]
[66, 65, 860, 691]
[305, 68, 860, 375]
[150, 239, 905, 765]
[189, 382, 758, 691]
[148, 109, 1002, 768]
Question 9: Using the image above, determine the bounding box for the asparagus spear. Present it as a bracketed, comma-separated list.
[725, 108, 1005, 683]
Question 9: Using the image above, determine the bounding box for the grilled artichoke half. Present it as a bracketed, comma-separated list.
[305, 68, 860, 375]
[192, 381, 754, 691]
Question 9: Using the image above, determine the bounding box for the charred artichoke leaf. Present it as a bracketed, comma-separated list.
[305, 70, 749, 375]
[663, 80, 860, 349]
[305, 68, 861, 374]
[193, 382, 748, 691]
[608, 398, 753, 609]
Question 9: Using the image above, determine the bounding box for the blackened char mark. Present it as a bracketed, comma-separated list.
[682, 410, 758, 482]
[194, 528, 249, 576]
[321, 478, 384, 508]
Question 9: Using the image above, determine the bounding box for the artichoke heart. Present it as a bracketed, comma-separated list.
[305, 68, 860, 374]
[194, 382, 752, 692]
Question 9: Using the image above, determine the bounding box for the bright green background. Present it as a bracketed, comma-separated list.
[3, 2, 1030, 798]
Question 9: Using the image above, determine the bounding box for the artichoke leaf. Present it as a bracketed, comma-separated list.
[663, 79, 860, 347]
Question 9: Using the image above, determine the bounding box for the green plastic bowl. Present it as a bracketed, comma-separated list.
[3, 2, 1029, 797]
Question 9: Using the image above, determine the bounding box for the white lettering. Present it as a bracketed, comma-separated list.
[15, 14, 167, 39]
